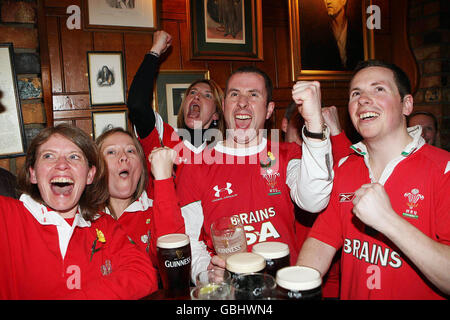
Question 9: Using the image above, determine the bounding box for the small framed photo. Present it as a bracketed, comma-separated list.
[87, 51, 126, 107]
[0, 43, 26, 158]
[92, 110, 128, 140]
[187, 0, 263, 61]
[154, 70, 209, 128]
[82, 0, 159, 32]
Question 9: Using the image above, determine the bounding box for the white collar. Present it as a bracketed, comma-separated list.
[20, 194, 91, 228]
[183, 139, 207, 154]
[351, 125, 425, 157]
[104, 191, 153, 216]
[214, 137, 267, 156]
[350, 126, 425, 184]
[20, 194, 91, 259]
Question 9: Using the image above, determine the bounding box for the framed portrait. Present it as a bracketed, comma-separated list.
[154, 70, 209, 128]
[92, 110, 128, 140]
[82, 0, 159, 32]
[289, 0, 375, 80]
[187, 0, 263, 61]
[87, 51, 126, 107]
[0, 43, 26, 158]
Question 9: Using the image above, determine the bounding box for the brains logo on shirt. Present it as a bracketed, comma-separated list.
[402, 188, 424, 219]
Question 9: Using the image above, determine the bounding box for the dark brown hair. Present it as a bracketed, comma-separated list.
[17, 124, 108, 221]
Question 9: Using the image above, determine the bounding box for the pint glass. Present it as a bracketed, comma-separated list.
[157, 233, 192, 297]
[252, 241, 290, 277]
[211, 215, 247, 259]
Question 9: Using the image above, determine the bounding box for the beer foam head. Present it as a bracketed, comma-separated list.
[276, 266, 321, 291]
[226, 252, 266, 274]
[157, 233, 190, 249]
[252, 241, 289, 259]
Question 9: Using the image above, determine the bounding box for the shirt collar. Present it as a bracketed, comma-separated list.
[19, 194, 91, 228]
[103, 191, 153, 216]
[350, 125, 425, 157]
[183, 139, 207, 154]
[214, 137, 267, 156]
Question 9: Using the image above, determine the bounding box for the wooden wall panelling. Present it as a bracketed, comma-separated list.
[159, 19, 182, 69]
[256, 26, 277, 91]
[275, 26, 293, 89]
[205, 61, 232, 89]
[178, 19, 206, 70]
[60, 24, 91, 93]
[37, 0, 53, 126]
[93, 32, 123, 52]
[123, 32, 153, 92]
[46, 16, 62, 93]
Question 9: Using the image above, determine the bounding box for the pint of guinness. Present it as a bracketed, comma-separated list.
[252, 242, 290, 277]
[226, 252, 266, 279]
[275, 266, 322, 300]
[157, 233, 192, 298]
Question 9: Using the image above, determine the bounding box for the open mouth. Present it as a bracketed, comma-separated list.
[50, 177, 74, 195]
[359, 112, 380, 121]
[234, 113, 252, 129]
[119, 169, 129, 178]
[187, 103, 200, 118]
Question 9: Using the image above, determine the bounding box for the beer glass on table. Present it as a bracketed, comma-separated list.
[156, 233, 192, 298]
[190, 269, 232, 300]
[211, 215, 247, 260]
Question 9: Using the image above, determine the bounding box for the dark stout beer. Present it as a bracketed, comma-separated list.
[225, 252, 266, 279]
[157, 233, 191, 297]
[252, 242, 290, 277]
[275, 266, 322, 300]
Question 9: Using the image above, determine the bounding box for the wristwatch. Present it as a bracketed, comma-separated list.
[303, 125, 327, 140]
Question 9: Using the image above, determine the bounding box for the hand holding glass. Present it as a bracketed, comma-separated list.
[211, 215, 247, 259]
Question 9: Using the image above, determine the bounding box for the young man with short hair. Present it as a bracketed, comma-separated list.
[297, 60, 450, 299]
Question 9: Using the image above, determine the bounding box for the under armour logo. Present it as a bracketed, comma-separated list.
[213, 183, 233, 198]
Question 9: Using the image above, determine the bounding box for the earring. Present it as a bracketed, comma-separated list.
[212, 119, 218, 127]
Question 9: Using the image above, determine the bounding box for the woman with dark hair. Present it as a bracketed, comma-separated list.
[96, 127, 184, 267]
[0, 124, 157, 299]
[127, 30, 224, 197]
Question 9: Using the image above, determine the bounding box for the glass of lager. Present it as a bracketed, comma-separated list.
[156, 233, 192, 298]
[211, 215, 247, 259]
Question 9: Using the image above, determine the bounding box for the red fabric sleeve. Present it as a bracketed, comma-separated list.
[64, 216, 158, 299]
[149, 178, 185, 263]
[330, 131, 353, 164]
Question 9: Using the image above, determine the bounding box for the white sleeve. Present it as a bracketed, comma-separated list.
[286, 127, 334, 213]
[181, 201, 211, 284]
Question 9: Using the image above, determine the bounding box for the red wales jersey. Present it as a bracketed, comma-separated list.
[111, 180, 185, 267]
[309, 134, 450, 299]
[177, 139, 303, 264]
[0, 195, 157, 299]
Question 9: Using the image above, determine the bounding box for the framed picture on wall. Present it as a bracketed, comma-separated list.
[87, 51, 126, 107]
[154, 70, 210, 128]
[0, 43, 26, 158]
[288, 0, 375, 80]
[82, 0, 159, 32]
[92, 110, 128, 140]
[187, 0, 263, 61]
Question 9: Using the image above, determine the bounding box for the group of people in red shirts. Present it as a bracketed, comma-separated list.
[0, 30, 448, 300]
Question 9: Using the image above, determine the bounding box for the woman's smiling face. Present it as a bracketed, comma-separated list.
[29, 133, 96, 217]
